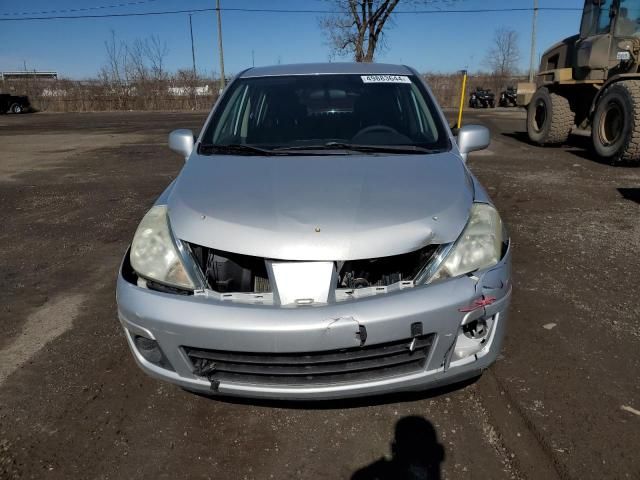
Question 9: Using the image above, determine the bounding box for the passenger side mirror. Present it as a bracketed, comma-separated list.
[457, 124, 490, 163]
[169, 129, 195, 160]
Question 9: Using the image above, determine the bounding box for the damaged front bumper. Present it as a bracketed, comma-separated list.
[116, 244, 511, 400]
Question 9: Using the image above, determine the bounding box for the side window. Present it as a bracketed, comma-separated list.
[582, 0, 614, 36]
[616, 0, 640, 37]
[580, 3, 598, 37]
[596, 0, 613, 34]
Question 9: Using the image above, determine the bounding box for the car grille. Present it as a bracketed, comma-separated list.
[185, 334, 434, 386]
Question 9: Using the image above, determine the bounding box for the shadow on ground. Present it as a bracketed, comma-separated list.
[502, 131, 640, 167]
[350, 416, 445, 480]
[618, 187, 640, 204]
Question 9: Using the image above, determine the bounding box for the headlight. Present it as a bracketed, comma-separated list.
[130, 205, 196, 289]
[427, 203, 503, 283]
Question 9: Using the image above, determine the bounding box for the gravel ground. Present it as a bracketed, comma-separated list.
[0, 109, 638, 480]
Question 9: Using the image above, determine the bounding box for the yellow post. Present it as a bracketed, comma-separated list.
[457, 69, 468, 129]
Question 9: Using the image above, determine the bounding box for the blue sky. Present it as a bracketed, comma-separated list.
[0, 0, 585, 79]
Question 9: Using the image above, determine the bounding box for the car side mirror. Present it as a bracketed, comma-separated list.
[457, 124, 490, 163]
[169, 129, 195, 160]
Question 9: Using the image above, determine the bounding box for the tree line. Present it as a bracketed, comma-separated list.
[3, 1, 524, 112]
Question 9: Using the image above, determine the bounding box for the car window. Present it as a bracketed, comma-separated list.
[203, 74, 449, 152]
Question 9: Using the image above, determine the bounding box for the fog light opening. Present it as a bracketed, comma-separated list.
[452, 316, 495, 363]
[462, 318, 489, 340]
[134, 335, 164, 364]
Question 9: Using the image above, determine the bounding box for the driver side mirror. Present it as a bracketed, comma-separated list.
[457, 124, 490, 163]
[169, 129, 195, 160]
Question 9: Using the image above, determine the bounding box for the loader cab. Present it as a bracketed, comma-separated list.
[576, 0, 640, 78]
[575, 0, 616, 79]
[584, 0, 640, 37]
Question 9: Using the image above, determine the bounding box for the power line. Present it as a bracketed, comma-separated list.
[0, 7, 217, 21]
[0, 6, 583, 22]
[0, 0, 164, 17]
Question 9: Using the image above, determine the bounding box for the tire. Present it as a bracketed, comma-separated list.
[10, 103, 22, 114]
[527, 87, 574, 145]
[591, 80, 640, 164]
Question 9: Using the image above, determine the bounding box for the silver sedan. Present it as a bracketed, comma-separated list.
[116, 63, 512, 400]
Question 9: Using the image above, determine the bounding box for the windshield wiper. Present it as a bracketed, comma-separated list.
[199, 143, 277, 156]
[274, 142, 438, 154]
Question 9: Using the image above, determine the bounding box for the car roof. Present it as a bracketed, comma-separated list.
[239, 62, 414, 78]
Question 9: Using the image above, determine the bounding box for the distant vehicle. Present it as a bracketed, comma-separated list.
[468, 88, 495, 108]
[518, 0, 640, 163]
[499, 87, 518, 107]
[0, 94, 31, 114]
[116, 62, 511, 400]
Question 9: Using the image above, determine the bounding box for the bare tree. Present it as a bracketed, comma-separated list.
[126, 38, 149, 83]
[99, 31, 170, 110]
[100, 30, 128, 86]
[486, 27, 521, 82]
[321, 1, 460, 62]
[321, 0, 399, 62]
[143, 35, 169, 81]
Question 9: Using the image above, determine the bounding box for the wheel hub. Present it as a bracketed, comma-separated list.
[533, 100, 547, 132]
[599, 101, 623, 146]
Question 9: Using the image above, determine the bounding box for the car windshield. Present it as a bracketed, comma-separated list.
[201, 74, 450, 154]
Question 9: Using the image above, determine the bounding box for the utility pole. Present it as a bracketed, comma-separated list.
[189, 14, 197, 109]
[529, 0, 538, 83]
[189, 14, 197, 78]
[252, 50, 255, 67]
[216, 0, 226, 89]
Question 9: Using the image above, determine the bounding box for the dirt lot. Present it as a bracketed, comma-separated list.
[0, 109, 638, 480]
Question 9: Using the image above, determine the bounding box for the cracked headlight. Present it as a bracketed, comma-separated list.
[130, 205, 196, 289]
[428, 203, 503, 283]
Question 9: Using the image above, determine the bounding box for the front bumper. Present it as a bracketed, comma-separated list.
[116, 245, 511, 400]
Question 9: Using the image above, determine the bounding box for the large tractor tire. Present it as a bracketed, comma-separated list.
[592, 80, 640, 164]
[527, 87, 574, 145]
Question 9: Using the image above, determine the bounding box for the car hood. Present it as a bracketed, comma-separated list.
[168, 152, 474, 260]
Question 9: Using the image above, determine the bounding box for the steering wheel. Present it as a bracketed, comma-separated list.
[353, 124, 400, 138]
